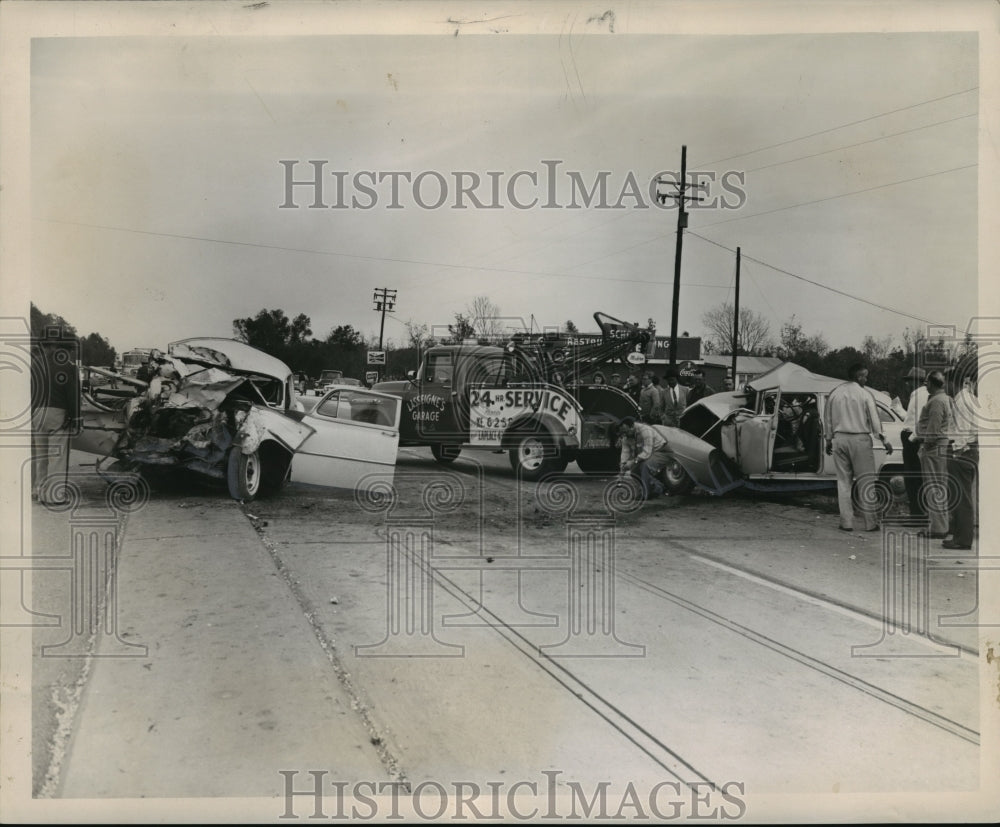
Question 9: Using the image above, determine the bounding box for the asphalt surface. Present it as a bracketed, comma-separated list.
[15, 448, 1000, 822]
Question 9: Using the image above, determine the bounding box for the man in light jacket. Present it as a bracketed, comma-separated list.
[618, 417, 672, 500]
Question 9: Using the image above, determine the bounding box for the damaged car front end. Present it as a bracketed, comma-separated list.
[74, 338, 403, 501]
[76, 338, 313, 499]
[657, 362, 905, 498]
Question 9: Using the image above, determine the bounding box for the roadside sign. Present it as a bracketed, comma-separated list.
[626, 351, 647, 365]
[679, 360, 698, 379]
[367, 350, 386, 365]
[365, 371, 379, 384]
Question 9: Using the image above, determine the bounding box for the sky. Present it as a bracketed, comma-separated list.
[21, 8, 986, 358]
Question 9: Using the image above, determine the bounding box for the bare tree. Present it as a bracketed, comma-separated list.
[701, 302, 772, 355]
[403, 319, 435, 349]
[466, 296, 504, 339]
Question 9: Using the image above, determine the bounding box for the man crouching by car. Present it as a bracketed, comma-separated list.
[617, 417, 672, 500]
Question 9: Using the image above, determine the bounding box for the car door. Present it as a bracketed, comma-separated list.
[290, 388, 401, 491]
[410, 349, 463, 443]
[738, 389, 780, 474]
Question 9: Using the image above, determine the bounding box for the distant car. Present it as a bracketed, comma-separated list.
[657, 362, 905, 501]
[73, 338, 402, 501]
[313, 371, 364, 395]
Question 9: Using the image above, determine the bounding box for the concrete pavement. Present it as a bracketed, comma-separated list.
[54, 494, 389, 799]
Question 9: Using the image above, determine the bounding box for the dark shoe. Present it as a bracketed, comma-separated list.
[941, 540, 972, 550]
[838, 526, 853, 532]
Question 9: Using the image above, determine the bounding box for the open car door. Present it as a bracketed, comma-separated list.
[737, 388, 779, 474]
[290, 388, 401, 492]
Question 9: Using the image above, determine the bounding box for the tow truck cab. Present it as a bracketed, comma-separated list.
[373, 343, 639, 478]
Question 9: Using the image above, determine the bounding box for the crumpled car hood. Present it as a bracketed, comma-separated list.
[169, 337, 292, 384]
[79, 342, 312, 478]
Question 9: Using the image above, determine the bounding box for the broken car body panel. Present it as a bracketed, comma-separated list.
[73, 339, 395, 500]
[661, 361, 905, 495]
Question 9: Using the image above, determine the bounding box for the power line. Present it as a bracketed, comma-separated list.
[687, 231, 942, 325]
[696, 86, 978, 168]
[742, 112, 976, 175]
[698, 162, 976, 229]
[560, 160, 976, 270]
[36, 216, 702, 290]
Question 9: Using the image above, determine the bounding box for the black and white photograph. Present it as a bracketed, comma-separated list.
[2, 0, 998, 822]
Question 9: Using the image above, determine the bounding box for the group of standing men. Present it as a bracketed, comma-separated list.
[898, 364, 978, 549]
[631, 366, 715, 428]
[826, 360, 978, 548]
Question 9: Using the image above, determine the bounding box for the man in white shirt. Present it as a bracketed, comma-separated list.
[899, 366, 928, 517]
[824, 363, 893, 531]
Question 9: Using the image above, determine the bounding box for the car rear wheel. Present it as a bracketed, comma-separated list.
[431, 443, 461, 464]
[227, 446, 262, 501]
[662, 456, 695, 495]
[508, 432, 567, 480]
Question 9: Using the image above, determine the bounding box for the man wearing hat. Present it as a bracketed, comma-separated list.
[30, 328, 80, 504]
[899, 365, 928, 517]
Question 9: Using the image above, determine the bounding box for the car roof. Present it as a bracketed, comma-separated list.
[168, 337, 292, 382]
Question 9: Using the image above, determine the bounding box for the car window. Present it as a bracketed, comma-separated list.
[315, 391, 343, 418]
[253, 377, 284, 408]
[759, 390, 779, 415]
[314, 390, 398, 427]
[876, 404, 895, 424]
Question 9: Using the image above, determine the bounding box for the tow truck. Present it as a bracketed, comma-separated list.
[372, 313, 648, 479]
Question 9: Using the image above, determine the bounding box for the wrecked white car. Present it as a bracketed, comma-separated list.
[74, 338, 401, 501]
[660, 362, 905, 497]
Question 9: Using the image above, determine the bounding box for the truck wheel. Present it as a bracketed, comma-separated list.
[431, 444, 461, 464]
[227, 446, 262, 501]
[662, 457, 695, 496]
[576, 448, 619, 475]
[508, 433, 566, 481]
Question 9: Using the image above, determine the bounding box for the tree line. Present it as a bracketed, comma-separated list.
[699, 302, 976, 400]
[30, 302, 117, 367]
[31, 295, 975, 400]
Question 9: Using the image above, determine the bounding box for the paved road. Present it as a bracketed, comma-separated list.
[18, 448, 997, 822]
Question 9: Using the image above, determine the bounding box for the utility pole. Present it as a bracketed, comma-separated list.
[372, 287, 397, 349]
[658, 146, 704, 367]
[731, 247, 741, 390]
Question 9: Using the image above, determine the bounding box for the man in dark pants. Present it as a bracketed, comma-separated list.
[899, 366, 927, 516]
[31, 328, 80, 505]
[945, 368, 977, 549]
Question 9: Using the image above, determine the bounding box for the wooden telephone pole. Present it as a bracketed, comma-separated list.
[659, 146, 704, 366]
[731, 247, 741, 390]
